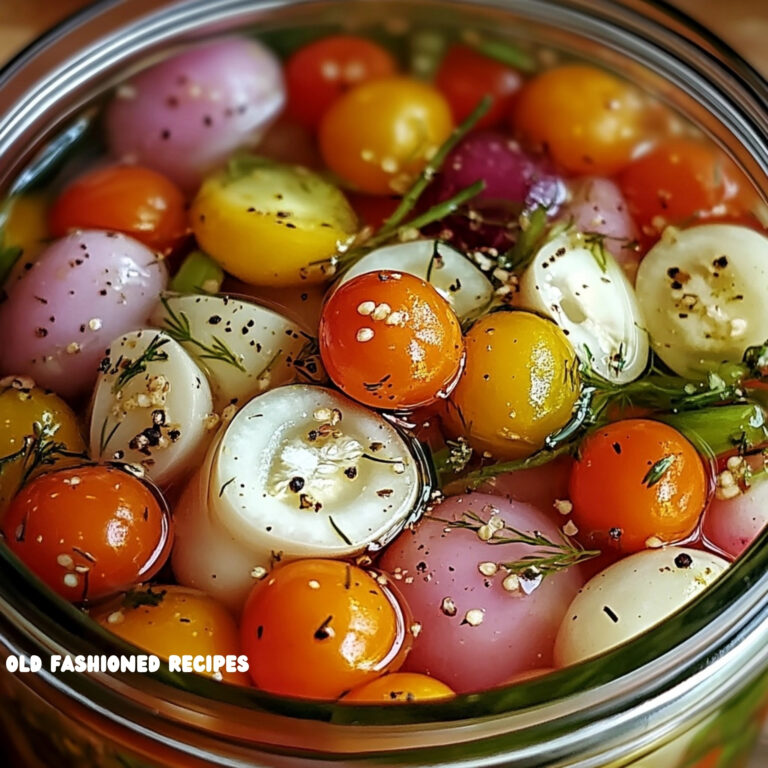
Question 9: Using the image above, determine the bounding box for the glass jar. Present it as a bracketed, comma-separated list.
[1, 1, 768, 766]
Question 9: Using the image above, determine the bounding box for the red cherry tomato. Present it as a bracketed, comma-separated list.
[319, 270, 465, 410]
[285, 35, 397, 129]
[618, 138, 756, 242]
[241, 559, 410, 699]
[569, 419, 708, 553]
[435, 45, 522, 128]
[3, 465, 172, 602]
[49, 165, 187, 253]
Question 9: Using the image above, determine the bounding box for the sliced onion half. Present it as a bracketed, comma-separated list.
[150, 293, 323, 411]
[517, 230, 649, 383]
[90, 329, 214, 487]
[172, 384, 431, 612]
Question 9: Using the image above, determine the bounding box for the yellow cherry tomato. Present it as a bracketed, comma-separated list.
[512, 65, 645, 176]
[190, 158, 358, 287]
[341, 672, 454, 703]
[445, 311, 579, 460]
[319, 77, 454, 195]
[0, 380, 85, 516]
[95, 585, 248, 685]
[3, 194, 49, 258]
[241, 559, 411, 699]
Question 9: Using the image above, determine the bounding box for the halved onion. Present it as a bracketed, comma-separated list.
[337, 240, 493, 320]
[172, 384, 430, 612]
[517, 230, 649, 383]
[89, 329, 214, 487]
[635, 224, 768, 377]
[150, 293, 322, 410]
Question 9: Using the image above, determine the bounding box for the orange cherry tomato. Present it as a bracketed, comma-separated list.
[48, 165, 187, 253]
[435, 44, 522, 128]
[285, 35, 397, 129]
[95, 585, 248, 685]
[3, 465, 172, 602]
[618, 138, 755, 242]
[241, 559, 410, 699]
[569, 419, 708, 553]
[341, 672, 454, 703]
[319, 270, 464, 410]
[512, 65, 645, 175]
[319, 77, 454, 195]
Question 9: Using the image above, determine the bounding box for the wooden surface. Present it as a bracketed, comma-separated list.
[1, 0, 767, 73]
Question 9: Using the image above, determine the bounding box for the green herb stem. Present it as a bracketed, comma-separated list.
[377, 95, 492, 237]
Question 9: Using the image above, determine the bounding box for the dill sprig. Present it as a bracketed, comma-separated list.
[112, 335, 170, 393]
[159, 297, 246, 372]
[431, 509, 600, 579]
[0, 412, 87, 490]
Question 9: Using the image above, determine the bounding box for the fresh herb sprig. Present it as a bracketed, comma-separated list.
[431, 509, 600, 580]
[0, 413, 87, 492]
[330, 96, 493, 273]
[160, 297, 246, 372]
[112, 335, 171, 393]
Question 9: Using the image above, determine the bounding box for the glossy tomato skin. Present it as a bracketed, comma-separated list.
[240, 559, 411, 699]
[618, 138, 755, 242]
[285, 35, 397, 129]
[319, 270, 464, 410]
[3, 465, 172, 602]
[445, 311, 579, 460]
[95, 585, 248, 685]
[319, 77, 454, 195]
[49, 165, 187, 253]
[341, 672, 454, 702]
[569, 419, 708, 553]
[435, 44, 522, 128]
[512, 65, 645, 176]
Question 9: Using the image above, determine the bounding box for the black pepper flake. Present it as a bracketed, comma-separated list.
[256, 625, 264, 639]
[344, 466, 357, 480]
[674, 553, 693, 569]
[34, 327, 48, 338]
[161, 129, 171, 140]
[313, 615, 333, 640]
[603, 606, 619, 623]
[612, 442, 622, 455]
[288, 476, 305, 493]
[609, 527, 623, 541]
[671, 280, 683, 290]
[713, 256, 728, 269]
[377, 488, 393, 498]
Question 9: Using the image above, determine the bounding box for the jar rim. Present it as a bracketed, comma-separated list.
[1, 0, 768, 763]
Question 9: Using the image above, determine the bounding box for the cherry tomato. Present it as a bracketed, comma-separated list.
[512, 65, 645, 175]
[569, 419, 708, 553]
[48, 165, 187, 253]
[445, 311, 579, 460]
[285, 35, 397, 129]
[341, 672, 454, 703]
[241, 559, 410, 699]
[0, 380, 85, 515]
[319, 77, 454, 195]
[319, 270, 464, 410]
[435, 45, 522, 128]
[618, 138, 755, 242]
[95, 585, 248, 685]
[3, 465, 172, 602]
